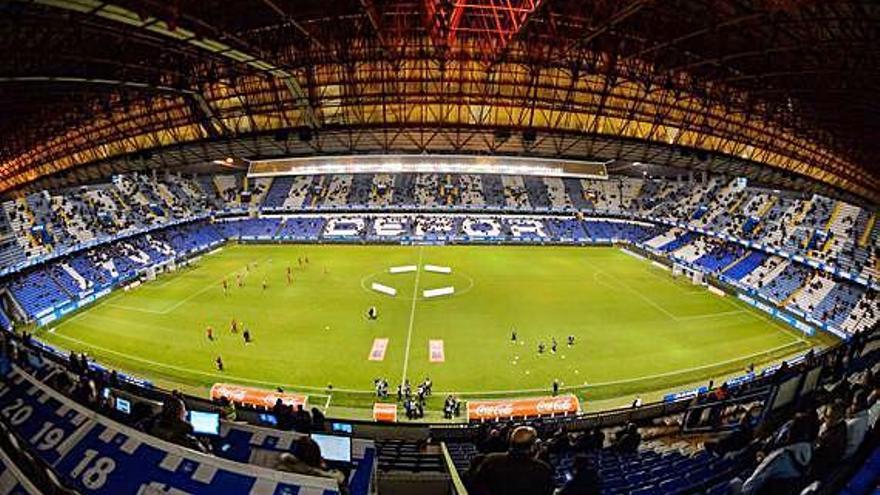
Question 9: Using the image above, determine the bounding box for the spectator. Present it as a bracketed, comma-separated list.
[474, 426, 555, 495]
[479, 428, 508, 454]
[706, 410, 754, 456]
[844, 389, 870, 459]
[461, 453, 486, 494]
[732, 413, 814, 495]
[559, 453, 600, 495]
[614, 423, 641, 454]
[293, 404, 312, 432]
[276, 437, 346, 491]
[217, 396, 237, 422]
[149, 396, 207, 453]
[811, 399, 847, 479]
[587, 427, 605, 451]
[311, 407, 326, 431]
[273, 399, 293, 430]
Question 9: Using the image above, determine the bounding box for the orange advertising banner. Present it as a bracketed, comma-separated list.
[211, 383, 308, 409]
[373, 403, 398, 423]
[467, 395, 580, 421]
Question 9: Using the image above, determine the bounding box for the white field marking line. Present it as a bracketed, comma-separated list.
[105, 303, 168, 314]
[593, 270, 679, 321]
[675, 309, 748, 321]
[158, 256, 272, 314]
[44, 325, 807, 398]
[439, 340, 808, 396]
[718, 294, 809, 345]
[359, 267, 475, 301]
[52, 291, 127, 330]
[594, 270, 747, 322]
[59, 256, 261, 324]
[47, 332, 345, 395]
[625, 251, 809, 344]
[114, 256, 269, 316]
[400, 246, 424, 384]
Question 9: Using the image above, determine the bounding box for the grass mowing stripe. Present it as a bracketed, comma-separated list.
[437, 340, 807, 395]
[593, 270, 678, 320]
[35, 244, 830, 417]
[717, 292, 810, 344]
[49, 332, 348, 395]
[400, 245, 424, 384]
[47, 326, 804, 397]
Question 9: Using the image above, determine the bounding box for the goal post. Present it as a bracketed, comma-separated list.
[672, 263, 705, 286]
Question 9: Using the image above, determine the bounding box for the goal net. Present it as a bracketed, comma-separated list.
[672, 263, 705, 285]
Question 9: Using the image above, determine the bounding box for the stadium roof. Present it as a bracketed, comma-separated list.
[1, 0, 878, 202]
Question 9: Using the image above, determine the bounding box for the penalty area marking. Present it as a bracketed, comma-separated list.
[104, 256, 271, 316]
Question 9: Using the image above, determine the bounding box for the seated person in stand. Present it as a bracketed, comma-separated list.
[276, 437, 347, 493]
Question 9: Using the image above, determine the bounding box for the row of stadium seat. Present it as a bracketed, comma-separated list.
[0, 347, 375, 495]
[2, 213, 876, 335]
[442, 331, 879, 495]
[1, 172, 876, 282]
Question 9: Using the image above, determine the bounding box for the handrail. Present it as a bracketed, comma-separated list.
[440, 442, 470, 495]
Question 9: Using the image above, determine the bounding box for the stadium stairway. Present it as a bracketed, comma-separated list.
[393, 174, 417, 207]
[694, 244, 745, 273]
[563, 177, 593, 209]
[347, 174, 374, 207]
[261, 176, 295, 208]
[0, 306, 11, 330]
[756, 261, 811, 304]
[523, 176, 551, 209]
[376, 440, 444, 473]
[859, 213, 876, 247]
[0, 363, 345, 495]
[812, 281, 864, 329]
[544, 177, 573, 209]
[480, 174, 506, 207]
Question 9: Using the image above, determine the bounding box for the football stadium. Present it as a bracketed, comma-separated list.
[0, 1, 877, 495]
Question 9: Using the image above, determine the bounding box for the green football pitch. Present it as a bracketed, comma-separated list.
[36, 243, 832, 420]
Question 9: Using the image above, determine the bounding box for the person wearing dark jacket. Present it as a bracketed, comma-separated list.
[559, 453, 601, 495]
[812, 400, 847, 479]
[461, 454, 487, 494]
[475, 426, 555, 495]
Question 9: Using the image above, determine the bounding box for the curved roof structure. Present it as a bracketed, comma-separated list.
[1, 0, 878, 202]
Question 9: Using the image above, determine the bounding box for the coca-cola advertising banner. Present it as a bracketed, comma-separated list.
[467, 395, 580, 421]
[211, 383, 308, 409]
